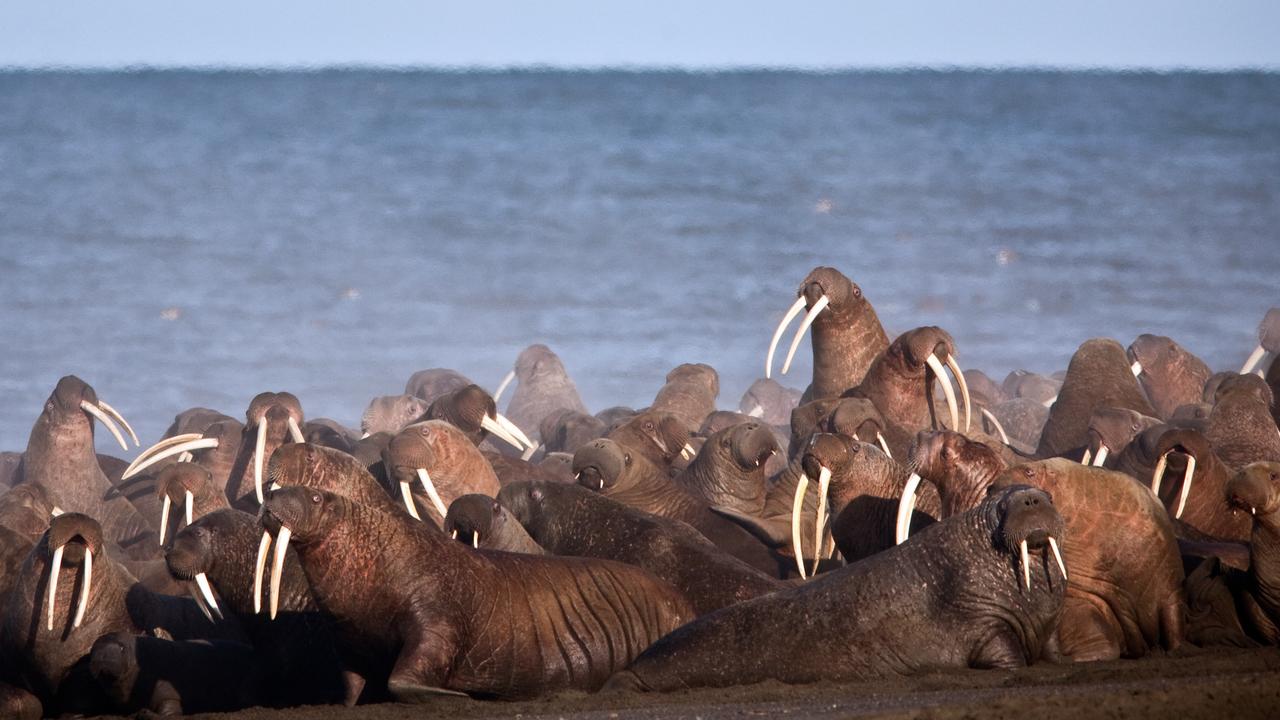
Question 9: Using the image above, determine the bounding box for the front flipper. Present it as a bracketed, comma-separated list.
[386, 618, 464, 703]
[387, 680, 470, 702]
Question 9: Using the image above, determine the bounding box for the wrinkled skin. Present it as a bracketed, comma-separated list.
[788, 397, 887, 462]
[1218, 462, 1280, 642]
[1205, 375, 1280, 470]
[260, 486, 693, 700]
[382, 422, 499, 527]
[676, 422, 778, 517]
[1128, 334, 1213, 420]
[738, 378, 803, 426]
[538, 408, 606, 454]
[992, 459, 1186, 660]
[1085, 407, 1163, 469]
[162, 407, 236, 441]
[181, 419, 246, 498]
[403, 368, 473, 405]
[606, 411, 692, 470]
[610, 486, 1066, 691]
[909, 430, 1008, 520]
[1002, 370, 1061, 405]
[1111, 423, 1173, 486]
[302, 420, 356, 454]
[785, 267, 891, 403]
[1151, 428, 1252, 542]
[0, 451, 22, 488]
[650, 363, 720, 432]
[500, 481, 783, 615]
[1036, 339, 1156, 458]
[504, 344, 589, 443]
[224, 392, 305, 509]
[537, 451, 576, 483]
[964, 369, 1007, 408]
[88, 632, 261, 716]
[360, 395, 429, 437]
[443, 494, 545, 554]
[272, 442, 407, 516]
[482, 450, 568, 487]
[698, 412, 789, 478]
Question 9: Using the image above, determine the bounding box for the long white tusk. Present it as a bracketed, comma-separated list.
[184, 490, 194, 526]
[159, 495, 172, 546]
[399, 480, 422, 520]
[122, 437, 219, 479]
[1151, 451, 1169, 495]
[270, 526, 290, 620]
[1240, 344, 1268, 375]
[495, 413, 535, 450]
[925, 354, 960, 432]
[812, 466, 832, 576]
[781, 295, 830, 376]
[1091, 445, 1109, 467]
[80, 400, 129, 451]
[73, 548, 92, 628]
[895, 473, 922, 545]
[944, 355, 971, 433]
[980, 408, 1010, 445]
[472, 531, 479, 549]
[195, 572, 223, 620]
[253, 531, 271, 614]
[876, 432, 892, 458]
[190, 586, 213, 623]
[1131, 360, 1143, 377]
[1020, 539, 1032, 590]
[123, 433, 204, 478]
[790, 473, 810, 579]
[47, 544, 64, 631]
[493, 369, 516, 405]
[1175, 454, 1196, 520]
[766, 296, 808, 379]
[1048, 537, 1067, 580]
[95, 400, 139, 447]
[286, 417, 305, 444]
[681, 443, 696, 461]
[416, 468, 449, 519]
[253, 420, 268, 505]
[480, 415, 524, 452]
[1081, 447, 1092, 465]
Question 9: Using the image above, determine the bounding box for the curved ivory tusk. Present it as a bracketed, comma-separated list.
[80, 400, 129, 451]
[1240, 344, 1268, 375]
[269, 526, 291, 620]
[123, 433, 204, 478]
[399, 480, 422, 520]
[195, 572, 223, 621]
[766, 296, 807, 378]
[895, 473, 922, 545]
[73, 548, 92, 628]
[520, 443, 540, 462]
[493, 369, 516, 405]
[159, 495, 172, 547]
[1091, 445, 1109, 467]
[286, 417, 305, 444]
[47, 544, 64, 631]
[812, 466, 832, 576]
[253, 420, 268, 505]
[1020, 539, 1032, 590]
[925, 354, 960, 432]
[980, 407, 1011, 445]
[1151, 451, 1170, 495]
[790, 473, 810, 579]
[416, 468, 449, 520]
[1175, 454, 1196, 520]
[876, 432, 892, 458]
[471, 531, 479, 549]
[122, 437, 220, 480]
[943, 355, 971, 433]
[253, 531, 271, 614]
[1081, 447, 1092, 465]
[495, 413, 535, 450]
[95, 400, 139, 447]
[1131, 360, 1143, 377]
[480, 415, 524, 452]
[190, 586, 213, 623]
[681, 443, 696, 461]
[781, 295, 830, 376]
[184, 490, 194, 526]
[1048, 537, 1067, 580]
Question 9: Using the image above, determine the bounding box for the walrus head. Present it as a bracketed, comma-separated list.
[709, 422, 778, 472]
[426, 384, 533, 454]
[766, 266, 871, 379]
[539, 410, 606, 455]
[1147, 427, 1219, 519]
[572, 438, 631, 493]
[259, 486, 348, 619]
[1084, 407, 1161, 467]
[163, 511, 236, 621]
[987, 485, 1068, 591]
[1225, 462, 1280, 524]
[611, 411, 694, 464]
[38, 375, 138, 452]
[382, 422, 461, 522]
[361, 394, 429, 437]
[443, 494, 501, 549]
[0, 483, 55, 541]
[1127, 334, 1211, 418]
[821, 397, 891, 455]
[904, 430, 1007, 523]
[786, 433, 861, 578]
[1240, 308, 1280, 375]
[40, 512, 104, 632]
[887, 326, 972, 433]
[1212, 373, 1274, 408]
[154, 463, 221, 547]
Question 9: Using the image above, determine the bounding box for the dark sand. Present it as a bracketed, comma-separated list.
[90, 646, 1280, 719]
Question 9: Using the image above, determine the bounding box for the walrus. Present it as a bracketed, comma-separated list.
[904, 430, 1008, 520]
[153, 463, 230, 548]
[1082, 406, 1163, 468]
[382, 421, 500, 526]
[738, 377, 802, 425]
[1128, 334, 1212, 420]
[1036, 339, 1157, 458]
[442, 494, 545, 554]
[122, 419, 245, 502]
[258, 485, 693, 700]
[538, 408, 605, 455]
[499, 480, 785, 615]
[161, 407, 236, 440]
[764, 266, 890, 402]
[500, 344, 589, 443]
[1149, 427, 1252, 542]
[1240, 307, 1280, 377]
[421, 384, 533, 455]
[788, 397, 889, 461]
[1221, 461, 1280, 643]
[675, 421, 778, 517]
[649, 363, 720, 432]
[88, 632, 261, 716]
[608, 485, 1067, 691]
[1002, 369, 1062, 406]
[987, 397, 1050, 451]
[606, 410, 694, 469]
[1205, 374, 1280, 469]
[403, 367, 473, 405]
[360, 394, 429, 437]
[0, 451, 22, 489]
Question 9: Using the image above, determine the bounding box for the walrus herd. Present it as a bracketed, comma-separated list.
[1, 266, 1278, 717]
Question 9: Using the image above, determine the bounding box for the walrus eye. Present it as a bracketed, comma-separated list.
[1022, 467, 1033, 478]
[310, 493, 321, 504]
[623, 453, 632, 466]
[1131, 423, 1139, 432]
[851, 286, 861, 298]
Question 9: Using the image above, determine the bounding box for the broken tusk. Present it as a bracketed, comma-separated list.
[269, 526, 290, 620]
[790, 473, 810, 580]
[416, 468, 449, 519]
[681, 443, 696, 461]
[1081, 447, 1092, 466]
[781, 295, 830, 376]
[80, 400, 129, 452]
[766, 296, 807, 379]
[943, 354, 971, 433]
[895, 473, 922, 545]
[493, 369, 516, 405]
[925, 354, 960, 432]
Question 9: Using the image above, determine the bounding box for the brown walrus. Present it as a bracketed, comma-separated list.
[442, 493, 545, 554]
[382, 421, 500, 527]
[1036, 339, 1156, 458]
[675, 421, 778, 517]
[649, 363, 720, 432]
[1205, 374, 1280, 469]
[501, 344, 590, 444]
[1128, 334, 1213, 420]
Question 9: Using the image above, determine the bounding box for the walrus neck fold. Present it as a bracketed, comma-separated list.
[808, 301, 889, 401]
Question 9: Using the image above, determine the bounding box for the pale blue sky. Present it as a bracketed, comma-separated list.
[2, 0, 1277, 69]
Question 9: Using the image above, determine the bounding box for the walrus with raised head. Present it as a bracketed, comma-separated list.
[500, 344, 589, 443]
[1036, 339, 1157, 458]
[1128, 334, 1212, 420]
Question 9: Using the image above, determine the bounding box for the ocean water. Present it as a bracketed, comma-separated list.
[0, 70, 1277, 452]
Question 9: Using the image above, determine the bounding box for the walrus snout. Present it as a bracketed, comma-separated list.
[993, 485, 1068, 589]
[572, 440, 626, 491]
[88, 633, 131, 685]
[164, 529, 206, 581]
[444, 494, 499, 547]
[729, 423, 779, 470]
[1225, 462, 1280, 518]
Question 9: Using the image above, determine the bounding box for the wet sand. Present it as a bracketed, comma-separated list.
[90, 646, 1279, 719]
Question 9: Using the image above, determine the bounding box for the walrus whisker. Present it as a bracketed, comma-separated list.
[1019, 539, 1032, 590]
[943, 355, 971, 433]
[781, 295, 830, 376]
[159, 494, 172, 546]
[766, 296, 807, 378]
[980, 408, 1011, 445]
[895, 473, 922, 545]
[195, 572, 223, 621]
[812, 466, 832, 577]
[1048, 537, 1067, 580]
[1131, 360, 1143, 377]
[122, 437, 219, 479]
[1240, 344, 1269, 376]
[286, 416, 306, 444]
[1091, 445, 1109, 467]
[1151, 451, 1170, 495]
[415, 468, 450, 519]
[876, 432, 892, 458]
[73, 547, 92, 629]
[790, 473, 810, 579]
[925, 354, 960, 432]
[95, 400, 139, 447]
[253, 420, 269, 505]
[495, 413, 535, 450]
[1175, 454, 1196, 520]
[253, 531, 271, 615]
[480, 415, 525, 452]
[122, 433, 204, 477]
[80, 400, 129, 452]
[270, 526, 291, 620]
[399, 481, 422, 520]
[47, 543, 64, 631]
[493, 369, 516, 405]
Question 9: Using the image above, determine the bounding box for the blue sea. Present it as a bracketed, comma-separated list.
[0, 70, 1276, 451]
